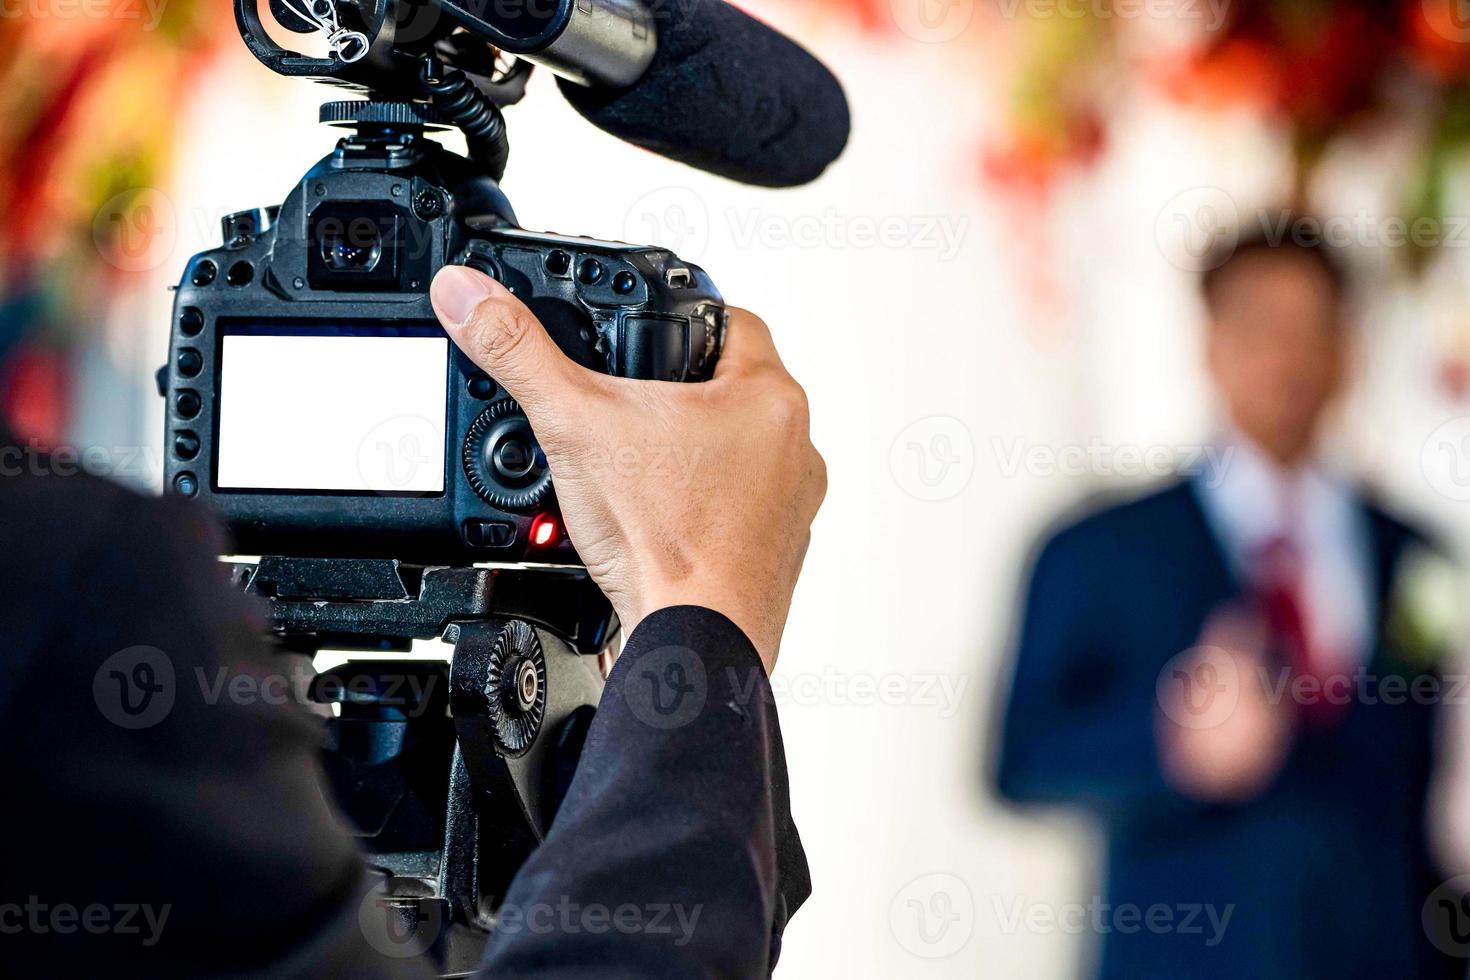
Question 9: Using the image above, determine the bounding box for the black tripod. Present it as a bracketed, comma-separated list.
[234, 556, 615, 976]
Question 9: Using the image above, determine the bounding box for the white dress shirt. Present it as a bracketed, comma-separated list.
[1192, 434, 1377, 670]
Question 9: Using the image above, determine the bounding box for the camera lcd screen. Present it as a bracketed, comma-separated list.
[216, 324, 449, 494]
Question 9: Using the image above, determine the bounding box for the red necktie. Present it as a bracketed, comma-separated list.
[1254, 535, 1348, 728]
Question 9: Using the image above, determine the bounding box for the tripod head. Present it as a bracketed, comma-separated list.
[242, 557, 616, 973]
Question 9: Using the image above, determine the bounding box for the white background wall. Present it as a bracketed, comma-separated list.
[74, 7, 1470, 976]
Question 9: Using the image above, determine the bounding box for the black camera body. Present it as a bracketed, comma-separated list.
[161, 107, 724, 565]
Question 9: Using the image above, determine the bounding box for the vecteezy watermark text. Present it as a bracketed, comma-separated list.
[992, 437, 1236, 488]
[995, 0, 1232, 32]
[1158, 190, 1470, 272]
[620, 649, 972, 732]
[0, 898, 171, 947]
[725, 209, 969, 262]
[0, 439, 164, 484]
[493, 899, 703, 947]
[991, 895, 1234, 946]
[0, 0, 168, 29]
[95, 646, 444, 730]
[731, 666, 971, 718]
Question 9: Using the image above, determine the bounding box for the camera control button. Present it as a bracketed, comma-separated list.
[492, 437, 536, 482]
[576, 258, 604, 285]
[463, 520, 517, 549]
[177, 349, 203, 377]
[226, 261, 254, 286]
[173, 432, 201, 460]
[463, 402, 553, 510]
[467, 373, 496, 399]
[464, 255, 499, 280]
[179, 307, 204, 336]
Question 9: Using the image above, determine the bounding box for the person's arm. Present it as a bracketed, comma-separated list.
[3, 480, 436, 980]
[480, 607, 808, 976]
[427, 267, 825, 974]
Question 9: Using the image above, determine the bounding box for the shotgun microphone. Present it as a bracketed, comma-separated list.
[442, 0, 851, 187]
[557, 0, 850, 187]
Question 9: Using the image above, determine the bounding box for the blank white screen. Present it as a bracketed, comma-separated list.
[217, 333, 449, 493]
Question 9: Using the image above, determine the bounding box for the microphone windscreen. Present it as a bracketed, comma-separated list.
[557, 0, 850, 187]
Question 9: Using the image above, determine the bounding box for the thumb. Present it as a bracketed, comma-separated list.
[430, 265, 582, 412]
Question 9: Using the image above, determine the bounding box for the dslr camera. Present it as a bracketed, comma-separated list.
[160, 0, 726, 565]
[155, 0, 734, 970]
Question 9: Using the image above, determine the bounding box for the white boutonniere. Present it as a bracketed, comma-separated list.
[1386, 544, 1469, 668]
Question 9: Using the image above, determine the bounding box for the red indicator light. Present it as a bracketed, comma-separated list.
[530, 515, 558, 547]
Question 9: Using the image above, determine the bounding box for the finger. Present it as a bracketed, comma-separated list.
[713, 307, 785, 379]
[430, 265, 588, 413]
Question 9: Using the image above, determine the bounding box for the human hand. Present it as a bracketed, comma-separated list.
[430, 265, 826, 673]
[1156, 611, 1295, 804]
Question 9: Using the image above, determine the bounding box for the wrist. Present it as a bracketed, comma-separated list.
[620, 588, 780, 674]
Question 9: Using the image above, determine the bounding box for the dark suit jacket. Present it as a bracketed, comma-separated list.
[995, 479, 1451, 980]
[1, 429, 809, 978]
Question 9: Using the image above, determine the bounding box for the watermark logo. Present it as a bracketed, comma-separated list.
[0, 439, 164, 483]
[587, 443, 706, 488]
[889, 415, 975, 501]
[0, 898, 171, 945]
[1159, 645, 1466, 722]
[722, 666, 971, 717]
[725, 209, 969, 260]
[1156, 187, 1240, 272]
[991, 437, 1234, 487]
[1424, 875, 1470, 957]
[93, 646, 176, 730]
[623, 187, 711, 260]
[1157, 194, 1470, 271]
[388, 0, 446, 44]
[991, 895, 1233, 944]
[623, 189, 969, 260]
[1423, 0, 1470, 44]
[1422, 416, 1470, 502]
[622, 645, 708, 730]
[359, 887, 447, 959]
[890, 0, 974, 43]
[1156, 646, 1240, 730]
[995, 0, 1232, 31]
[0, 0, 169, 29]
[92, 188, 177, 273]
[890, 873, 975, 958]
[356, 415, 444, 492]
[494, 898, 703, 946]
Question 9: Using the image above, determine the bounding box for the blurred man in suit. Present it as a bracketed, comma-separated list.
[996, 225, 1456, 978]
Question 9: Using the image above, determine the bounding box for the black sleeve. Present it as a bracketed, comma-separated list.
[3, 482, 435, 980]
[3, 471, 807, 979]
[478, 606, 811, 979]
